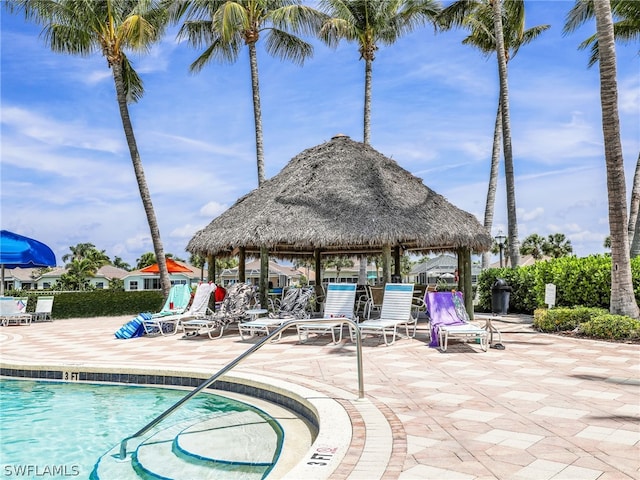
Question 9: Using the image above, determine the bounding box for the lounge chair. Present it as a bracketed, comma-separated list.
[363, 285, 384, 320]
[0, 297, 31, 326]
[355, 284, 417, 346]
[238, 286, 314, 342]
[152, 284, 192, 318]
[426, 291, 488, 352]
[142, 283, 215, 336]
[297, 283, 357, 344]
[32, 296, 55, 322]
[182, 283, 256, 339]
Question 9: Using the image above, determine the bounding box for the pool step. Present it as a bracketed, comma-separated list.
[92, 411, 278, 480]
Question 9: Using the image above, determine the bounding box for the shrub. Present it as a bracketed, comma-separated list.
[533, 307, 607, 332]
[478, 254, 640, 314]
[21, 290, 164, 319]
[579, 314, 640, 341]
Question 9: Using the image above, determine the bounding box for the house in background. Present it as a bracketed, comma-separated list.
[407, 254, 482, 286]
[315, 258, 379, 284]
[1, 267, 42, 291]
[37, 265, 129, 289]
[1, 265, 129, 291]
[218, 259, 305, 288]
[123, 260, 201, 291]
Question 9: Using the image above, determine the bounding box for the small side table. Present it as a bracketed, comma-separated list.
[475, 314, 503, 347]
[245, 308, 268, 321]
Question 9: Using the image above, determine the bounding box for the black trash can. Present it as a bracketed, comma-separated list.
[491, 278, 512, 314]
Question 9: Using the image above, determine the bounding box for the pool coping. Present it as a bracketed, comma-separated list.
[0, 361, 355, 480]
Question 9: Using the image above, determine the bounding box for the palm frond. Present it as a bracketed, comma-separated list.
[264, 28, 313, 65]
[269, 4, 329, 37]
[121, 53, 144, 103]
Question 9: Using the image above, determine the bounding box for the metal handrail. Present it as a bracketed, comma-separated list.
[118, 317, 364, 459]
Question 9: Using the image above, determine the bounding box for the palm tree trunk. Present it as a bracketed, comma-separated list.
[593, 0, 639, 318]
[112, 62, 170, 297]
[248, 42, 268, 308]
[382, 244, 391, 285]
[492, 0, 520, 268]
[358, 255, 367, 284]
[627, 152, 640, 255]
[249, 44, 266, 185]
[482, 99, 503, 269]
[363, 58, 373, 145]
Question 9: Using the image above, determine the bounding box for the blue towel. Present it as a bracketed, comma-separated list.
[114, 313, 151, 339]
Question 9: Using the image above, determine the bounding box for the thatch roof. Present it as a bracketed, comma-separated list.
[187, 135, 492, 259]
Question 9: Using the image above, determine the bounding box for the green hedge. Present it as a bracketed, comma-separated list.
[533, 307, 607, 332]
[477, 254, 640, 314]
[19, 290, 164, 319]
[579, 314, 640, 341]
[533, 307, 640, 342]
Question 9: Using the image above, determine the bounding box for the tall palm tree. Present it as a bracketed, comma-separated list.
[564, 0, 640, 256]
[318, 0, 440, 284]
[439, 0, 549, 269]
[170, 0, 325, 307]
[592, 0, 638, 318]
[564, 0, 640, 66]
[490, 0, 519, 268]
[319, 0, 441, 146]
[12, 0, 172, 297]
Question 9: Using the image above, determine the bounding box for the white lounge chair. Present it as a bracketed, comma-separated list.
[297, 283, 357, 344]
[0, 297, 31, 326]
[426, 291, 488, 352]
[142, 283, 214, 336]
[355, 283, 417, 346]
[32, 296, 54, 322]
[238, 287, 314, 342]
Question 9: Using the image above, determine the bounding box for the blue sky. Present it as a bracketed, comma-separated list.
[1, 1, 639, 268]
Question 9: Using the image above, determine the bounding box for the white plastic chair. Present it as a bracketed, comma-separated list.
[356, 284, 416, 346]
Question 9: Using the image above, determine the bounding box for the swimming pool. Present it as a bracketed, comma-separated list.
[0, 378, 283, 479]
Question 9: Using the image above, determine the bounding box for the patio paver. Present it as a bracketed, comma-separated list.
[1, 314, 638, 479]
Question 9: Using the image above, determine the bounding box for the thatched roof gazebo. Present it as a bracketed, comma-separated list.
[188, 134, 492, 313]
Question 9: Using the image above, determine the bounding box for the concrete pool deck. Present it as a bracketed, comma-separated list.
[1, 314, 639, 479]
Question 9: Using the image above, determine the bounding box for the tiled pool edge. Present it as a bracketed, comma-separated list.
[0, 362, 354, 480]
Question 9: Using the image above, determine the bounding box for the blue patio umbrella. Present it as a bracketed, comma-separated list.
[0, 230, 56, 295]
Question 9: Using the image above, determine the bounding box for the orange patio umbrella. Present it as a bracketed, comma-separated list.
[140, 258, 192, 274]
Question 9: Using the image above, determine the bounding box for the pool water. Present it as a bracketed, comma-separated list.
[0, 379, 281, 479]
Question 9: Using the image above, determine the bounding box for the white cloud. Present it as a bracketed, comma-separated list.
[519, 207, 545, 222]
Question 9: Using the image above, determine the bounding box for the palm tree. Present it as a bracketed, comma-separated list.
[112, 256, 132, 271]
[439, 0, 549, 269]
[563, 0, 640, 66]
[11, 0, 172, 298]
[520, 233, 545, 259]
[60, 258, 99, 290]
[319, 0, 441, 146]
[62, 242, 99, 263]
[170, 0, 325, 307]
[542, 233, 573, 258]
[491, 0, 518, 268]
[62, 243, 110, 269]
[318, 0, 440, 284]
[325, 256, 354, 279]
[136, 252, 157, 270]
[564, 1, 640, 256]
[592, 0, 638, 318]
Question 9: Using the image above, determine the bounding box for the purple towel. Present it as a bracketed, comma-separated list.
[426, 291, 469, 348]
